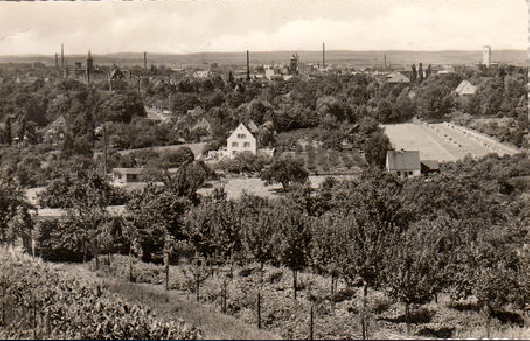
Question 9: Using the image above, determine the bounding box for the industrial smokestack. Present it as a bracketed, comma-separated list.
[86, 50, 93, 84]
[384, 54, 387, 69]
[144, 51, 147, 70]
[61, 43, 65, 69]
[322, 43, 325, 70]
[246, 50, 250, 81]
[55, 53, 59, 70]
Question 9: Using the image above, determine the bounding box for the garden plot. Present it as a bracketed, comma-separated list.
[382, 124, 458, 162]
[382, 123, 516, 162]
[429, 124, 492, 159]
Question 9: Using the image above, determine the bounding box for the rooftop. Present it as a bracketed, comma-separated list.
[386, 151, 421, 170]
[113, 167, 143, 174]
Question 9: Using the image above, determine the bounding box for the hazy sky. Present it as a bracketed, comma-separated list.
[0, 0, 527, 55]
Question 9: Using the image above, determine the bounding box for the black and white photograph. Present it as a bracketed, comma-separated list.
[0, 0, 529, 339]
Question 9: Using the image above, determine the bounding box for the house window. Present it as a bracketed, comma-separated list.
[243, 142, 250, 148]
[396, 171, 400, 176]
[408, 171, 413, 175]
[237, 134, 246, 139]
[117, 174, 122, 180]
[232, 142, 239, 147]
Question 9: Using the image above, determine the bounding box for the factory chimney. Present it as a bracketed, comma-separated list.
[55, 53, 59, 71]
[246, 50, 250, 81]
[61, 43, 65, 69]
[144, 51, 147, 70]
[322, 43, 325, 70]
[86, 50, 94, 84]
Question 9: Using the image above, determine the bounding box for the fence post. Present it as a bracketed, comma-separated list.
[32, 294, 37, 340]
[1, 276, 4, 327]
[309, 303, 314, 340]
[257, 291, 261, 329]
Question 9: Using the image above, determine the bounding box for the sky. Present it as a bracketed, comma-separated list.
[0, 0, 527, 55]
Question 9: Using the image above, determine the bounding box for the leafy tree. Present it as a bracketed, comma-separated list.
[184, 194, 240, 260]
[38, 170, 128, 209]
[260, 158, 309, 192]
[276, 200, 311, 300]
[0, 171, 33, 244]
[126, 184, 192, 262]
[363, 131, 393, 169]
[240, 195, 279, 270]
[384, 226, 439, 335]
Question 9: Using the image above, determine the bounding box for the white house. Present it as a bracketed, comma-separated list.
[112, 168, 143, 186]
[226, 123, 257, 159]
[385, 151, 421, 178]
[193, 70, 211, 78]
[386, 73, 410, 84]
[454, 80, 478, 97]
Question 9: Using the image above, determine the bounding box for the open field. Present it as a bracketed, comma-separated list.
[382, 123, 521, 162]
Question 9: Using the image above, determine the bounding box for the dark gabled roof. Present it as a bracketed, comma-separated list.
[421, 160, 439, 170]
[113, 168, 143, 175]
[386, 151, 421, 170]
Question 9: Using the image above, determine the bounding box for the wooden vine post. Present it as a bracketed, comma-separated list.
[31, 227, 41, 260]
[163, 234, 174, 292]
[310, 303, 314, 341]
[192, 251, 205, 302]
[308, 278, 315, 341]
[130, 235, 141, 282]
[257, 290, 261, 329]
[32, 293, 37, 340]
[1, 275, 5, 327]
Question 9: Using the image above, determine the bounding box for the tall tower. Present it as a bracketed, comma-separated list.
[322, 43, 325, 70]
[289, 53, 298, 75]
[54, 53, 59, 70]
[144, 51, 148, 70]
[483, 45, 491, 68]
[86, 51, 94, 84]
[61, 43, 65, 69]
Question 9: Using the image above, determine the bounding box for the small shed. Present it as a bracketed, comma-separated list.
[112, 168, 143, 185]
[421, 160, 440, 175]
[386, 151, 421, 178]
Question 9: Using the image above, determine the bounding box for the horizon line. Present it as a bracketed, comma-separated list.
[0, 48, 527, 58]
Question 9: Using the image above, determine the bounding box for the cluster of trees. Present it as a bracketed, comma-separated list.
[464, 120, 527, 148]
[2, 149, 530, 336]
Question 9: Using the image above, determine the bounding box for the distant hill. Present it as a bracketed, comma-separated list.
[0, 50, 527, 68]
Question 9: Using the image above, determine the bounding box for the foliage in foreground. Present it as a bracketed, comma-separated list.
[0, 248, 202, 340]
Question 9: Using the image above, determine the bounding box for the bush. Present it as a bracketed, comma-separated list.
[330, 287, 356, 303]
[268, 271, 283, 284]
[239, 267, 254, 278]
